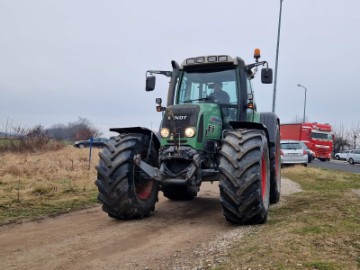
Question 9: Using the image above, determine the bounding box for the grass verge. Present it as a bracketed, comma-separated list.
[217, 166, 360, 270]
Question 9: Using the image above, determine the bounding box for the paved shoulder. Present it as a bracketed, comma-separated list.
[352, 189, 360, 197]
[281, 177, 303, 196]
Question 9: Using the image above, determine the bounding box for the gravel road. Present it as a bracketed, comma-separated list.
[0, 178, 301, 270]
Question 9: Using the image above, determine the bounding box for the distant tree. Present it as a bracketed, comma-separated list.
[333, 137, 350, 154]
[349, 122, 360, 149]
[47, 117, 102, 141]
[68, 117, 101, 140]
[47, 124, 67, 140]
[333, 123, 350, 154]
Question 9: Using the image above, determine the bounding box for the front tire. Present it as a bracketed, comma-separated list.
[95, 133, 159, 219]
[219, 129, 270, 225]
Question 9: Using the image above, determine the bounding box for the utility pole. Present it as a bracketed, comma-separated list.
[272, 0, 284, 113]
[297, 84, 307, 123]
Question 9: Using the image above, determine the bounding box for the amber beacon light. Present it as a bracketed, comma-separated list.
[254, 48, 261, 60]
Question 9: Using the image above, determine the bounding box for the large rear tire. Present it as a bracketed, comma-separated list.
[95, 133, 159, 219]
[269, 124, 281, 203]
[219, 129, 270, 225]
[162, 185, 197, 200]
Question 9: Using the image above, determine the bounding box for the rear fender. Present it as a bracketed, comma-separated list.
[110, 127, 160, 150]
[259, 113, 280, 145]
[229, 113, 280, 146]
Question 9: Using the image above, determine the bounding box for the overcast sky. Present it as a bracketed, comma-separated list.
[1, 0, 359, 137]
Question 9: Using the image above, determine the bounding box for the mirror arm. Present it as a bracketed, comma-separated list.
[246, 61, 269, 72]
[146, 70, 172, 77]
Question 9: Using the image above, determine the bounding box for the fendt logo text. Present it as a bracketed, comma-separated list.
[173, 116, 187, 120]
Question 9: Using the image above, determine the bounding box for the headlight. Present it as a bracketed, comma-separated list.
[160, 128, 170, 138]
[184, 127, 196, 138]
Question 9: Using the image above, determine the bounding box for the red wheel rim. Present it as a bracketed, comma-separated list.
[136, 181, 153, 200]
[135, 150, 154, 200]
[261, 153, 267, 200]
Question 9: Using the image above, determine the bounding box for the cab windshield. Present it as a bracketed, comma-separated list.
[311, 132, 333, 141]
[176, 68, 238, 105]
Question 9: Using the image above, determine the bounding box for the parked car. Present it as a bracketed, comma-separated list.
[280, 140, 308, 167]
[334, 150, 351, 160]
[73, 137, 109, 148]
[347, 149, 360, 165]
[298, 141, 315, 163]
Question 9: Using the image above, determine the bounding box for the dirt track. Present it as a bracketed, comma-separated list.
[0, 179, 301, 270]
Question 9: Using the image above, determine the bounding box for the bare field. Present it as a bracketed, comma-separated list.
[0, 146, 101, 224]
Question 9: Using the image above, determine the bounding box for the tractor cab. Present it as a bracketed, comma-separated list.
[147, 52, 272, 124]
[147, 53, 272, 153]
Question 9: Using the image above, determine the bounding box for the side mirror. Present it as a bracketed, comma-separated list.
[261, 68, 273, 84]
[146, 76, 156, 91]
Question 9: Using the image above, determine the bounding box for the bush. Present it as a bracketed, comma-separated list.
[0, 125, 64, 153]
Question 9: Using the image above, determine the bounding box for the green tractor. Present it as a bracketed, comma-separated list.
[95, 50, 281, 224]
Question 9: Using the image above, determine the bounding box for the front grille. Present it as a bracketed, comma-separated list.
[317, 148, 328, 157]
[162, 105, 200, 137]
[166, 140, 188, 144]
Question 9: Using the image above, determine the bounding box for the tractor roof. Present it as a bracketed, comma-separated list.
[180, 55, 245, 68]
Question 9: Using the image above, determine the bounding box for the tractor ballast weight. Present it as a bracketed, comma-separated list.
[96, 50, 281, 224]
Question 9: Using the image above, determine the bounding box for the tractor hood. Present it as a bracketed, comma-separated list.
[160, 103, 223, 150]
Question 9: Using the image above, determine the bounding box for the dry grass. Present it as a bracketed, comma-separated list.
[216, 166, 360, 270]
[0, 137, 65, 153]
[0, 146, 101, 225]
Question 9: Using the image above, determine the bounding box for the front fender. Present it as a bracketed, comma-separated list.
[110, 126, 160, 149]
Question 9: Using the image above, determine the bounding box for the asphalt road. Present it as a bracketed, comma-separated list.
[309, 159, 360, 174]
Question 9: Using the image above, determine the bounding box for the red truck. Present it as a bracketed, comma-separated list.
[280, 122, 334, 161]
